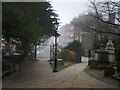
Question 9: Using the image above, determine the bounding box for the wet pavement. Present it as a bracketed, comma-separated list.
[3, 57, 119, 88]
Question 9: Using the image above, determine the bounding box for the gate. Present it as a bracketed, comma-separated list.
[37, 45, 51, 60]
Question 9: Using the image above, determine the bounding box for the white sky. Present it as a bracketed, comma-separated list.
[50, 0, 89, 26]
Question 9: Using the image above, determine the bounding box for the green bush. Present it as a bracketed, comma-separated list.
[57, 60, 64, 65]
[64, 40, 82, 53]
[51, 62, 74, 71]
[88, 57, 109, 69]
[97, 64, 108, 69]
[57, 49, 76, 62]
[116, 45, 120, 72]
[89, 57, 97, 61]
[117, 62, 120, 72]
[104, 66, 115, 77]
[64, 40, 82, 62]
[88, 60, 98, 69]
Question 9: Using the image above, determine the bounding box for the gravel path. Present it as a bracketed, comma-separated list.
[3, 57, 119, 88]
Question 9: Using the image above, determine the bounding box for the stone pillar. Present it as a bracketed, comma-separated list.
[105, 37, 115, 63]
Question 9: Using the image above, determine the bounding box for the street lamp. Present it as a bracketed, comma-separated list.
[53, 21, 59, 72]
[50, 44, 52, 61]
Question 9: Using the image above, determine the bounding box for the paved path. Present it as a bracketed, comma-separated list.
[4, 57, 119, 88]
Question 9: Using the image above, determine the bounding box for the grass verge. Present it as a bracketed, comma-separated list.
[51, 62, 75, 71]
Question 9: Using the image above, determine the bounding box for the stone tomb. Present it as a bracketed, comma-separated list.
[95, 37, 116, 64]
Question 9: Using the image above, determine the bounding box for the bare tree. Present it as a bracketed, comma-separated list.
[89, 0, 120, 35]
[70, 0, 120, 36]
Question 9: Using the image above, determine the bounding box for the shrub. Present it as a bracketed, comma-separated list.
[88, 60, 98, 69]
[89, 57, 95, 60]
[88, 57, 108, 69]
[67, 50, 76, 60]
[64, 40, 82, 54]
[117, 62, 120, 72]
[57, 59, 64, 65]
[104, 66, 115, 77]
[64, 40, 82, 62]
[57, 49, 76, 62]
[89, 57, 97, 61]
[97, 64, 108, 69]
[116, 45, 120, 72]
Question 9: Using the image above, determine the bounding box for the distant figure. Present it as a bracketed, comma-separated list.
[88, 49, 91, 58]
[31, 50, 35, 60]
[2, 49, 5, 58]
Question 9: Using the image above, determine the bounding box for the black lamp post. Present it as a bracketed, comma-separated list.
[53, 21, 59, 72]
[50, 44, 52, 61]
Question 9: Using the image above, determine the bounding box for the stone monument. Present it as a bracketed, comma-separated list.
[105, 37, 115, 63]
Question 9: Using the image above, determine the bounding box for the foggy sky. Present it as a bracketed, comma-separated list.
[50, 0, 89, 26]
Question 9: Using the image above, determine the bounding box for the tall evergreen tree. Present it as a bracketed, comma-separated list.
[2, 2, 58, 58]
